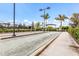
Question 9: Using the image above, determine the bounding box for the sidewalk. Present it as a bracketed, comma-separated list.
[39, 32, 79, 56]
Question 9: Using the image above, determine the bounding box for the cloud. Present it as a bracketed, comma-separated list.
[23, 19, 32, 26]
[0, 19, 13, 23]
[24, 19, 31, 24]
[24, 19, 29, 22]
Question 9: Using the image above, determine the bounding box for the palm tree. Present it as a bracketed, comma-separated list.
[70, 13, 79, 27]
[39, 7, 50, 31]
[55, 15, 68, 30]
[41, 13, 50, 19]
[41, 13, 50, 30]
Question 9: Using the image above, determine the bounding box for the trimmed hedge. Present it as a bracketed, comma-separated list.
[68, 27, 79, 43]
[73, 27, 79, 40]
[0, 28, 32, 33]
[61, 26, 69, 31]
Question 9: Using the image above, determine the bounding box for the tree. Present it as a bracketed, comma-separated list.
[7, 23, 10, 28]
[32, 22, 34, 30]
[41, 13, 50, 19]
[35, 22, 41, 31]
[18, 23, 23, 29]
[70, 13, 79, 27]
[39, 7, 50, 31]
[22, 23, 26, 29]
[41, 13, 50, 29]
[55, 15, 68, 30]
[35, 22, 40, 28]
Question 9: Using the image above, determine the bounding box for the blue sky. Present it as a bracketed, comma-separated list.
[0, 3, 79, 27]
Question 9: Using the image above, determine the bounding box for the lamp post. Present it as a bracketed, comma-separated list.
[39, 7, 50, 31]
[13, 3, 16, 36]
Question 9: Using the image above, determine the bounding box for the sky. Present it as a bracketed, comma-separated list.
[0, 3, 79, 27]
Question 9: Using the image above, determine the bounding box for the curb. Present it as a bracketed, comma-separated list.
[67, 32, 79, 52]
[0, 32, 46, 40]
[30, 32, 61, 56]
[68, 32, 79, 48]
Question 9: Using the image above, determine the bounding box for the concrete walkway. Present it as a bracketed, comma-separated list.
[39, 32, 79, 56]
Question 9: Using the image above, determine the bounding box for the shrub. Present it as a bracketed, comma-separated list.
[35, 27, 42, 31]
[73, 27, 79, 40]
[68, 27, 74, 35]
[61, 26, 69, 31]
[0, 28, 32, 33]
[46, 26, 57, 31]
[68, 27, 79, 43]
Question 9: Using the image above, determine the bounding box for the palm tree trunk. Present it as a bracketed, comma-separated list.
[46, 19, 48, 31]
[44, 19, 46, 31]
[44, 10, 45, 31]
[59, 21, 62, 30]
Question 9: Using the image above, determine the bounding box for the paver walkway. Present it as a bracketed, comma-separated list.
[40, 32, 79, 56]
